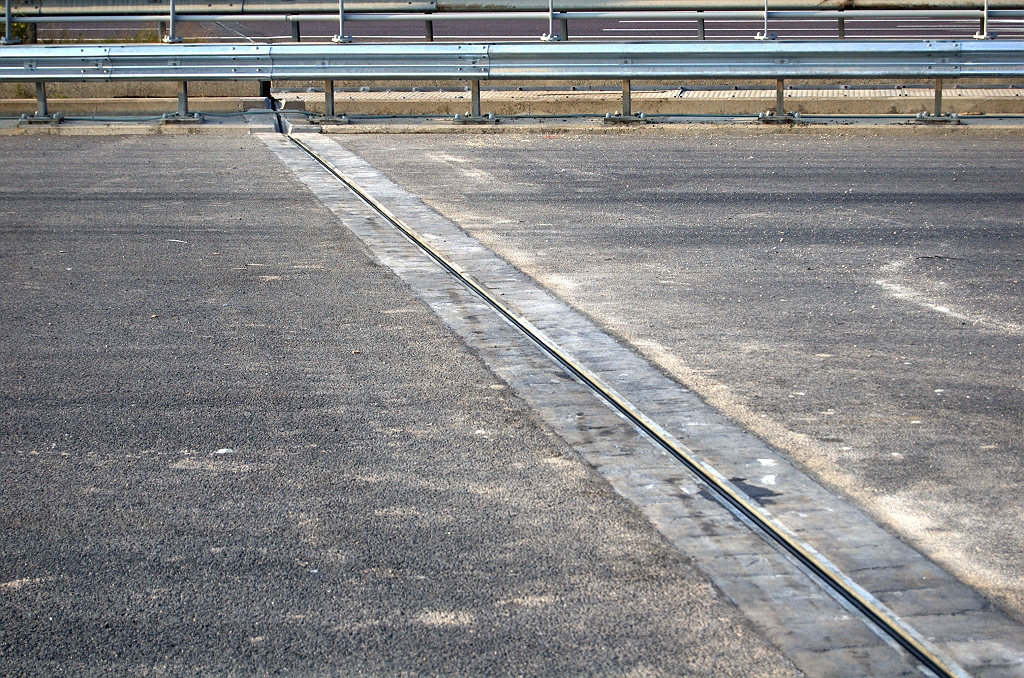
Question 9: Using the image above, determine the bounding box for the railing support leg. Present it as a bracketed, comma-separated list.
[324, 80, 335, 117]
[838, 9, 845, 38]
[35, 81, 47, 117]
[934, 78, 942, 116]
[163, 0, 181, 43]
[622, 79, 631, 116]
[178, 81, 189, 117]
[291, 20, 300, 42]
[697, 14, 705, 40]
[260, 80, 271, 99]
[560, 18, 568, 41]
[776, 78, 784, 115]
[424, 19, 433, 41]
[471, 79, 481, 118]
[333, 0, 351, 43]
[3, 0, 16, 45]
[974, 0, 990, 38]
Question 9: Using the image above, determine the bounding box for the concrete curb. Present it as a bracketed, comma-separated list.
[2, 87, 1022, 119]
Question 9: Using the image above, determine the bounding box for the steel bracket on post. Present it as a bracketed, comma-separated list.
[912, 78, 960, 123]
[312, 79, 349, 124]
[162, 80, 201, 123]
[453, 80, 496, 124]
[604, 80, 647, 124]
[18, 81, 62, 124]
[757, 80, 805, 123]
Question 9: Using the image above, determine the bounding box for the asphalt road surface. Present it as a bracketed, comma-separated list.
[0, 135, 799, 676]
[338, 128, 1024, 624]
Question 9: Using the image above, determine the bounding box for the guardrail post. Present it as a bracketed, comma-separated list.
[755, 0, 775, 40]
[471, 79, 481, 118]
[332, 0, 352, 43]
[621, 79, 631, 116]
[424, 19, 433, 41]
[260, 80, 271, 99]
[560, 18, 568, 41]
[324, 80, 335, 117]
[541, 0, 559, 41]
[697, 12, 705, 40]
[838, 9, 844, 38]
[974, 0, 991, 38]
[934, 78, 942, 116]
[178, 81, 188, 116]
[163, 0, 182, 43]
[2, 0, 16, 45]
[776, 78, 784, 115]
[291, 21, 300, 42]
[35, 81, 47, 117]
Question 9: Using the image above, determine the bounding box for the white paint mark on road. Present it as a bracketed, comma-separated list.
[758, 459, 777, 467]
[416, 610, 476, 627]
[876, 261, 1023, 335]
[761, 475, 777, 486]
[1, 577, 56, 592]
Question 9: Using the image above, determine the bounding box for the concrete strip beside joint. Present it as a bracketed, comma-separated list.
[258, 132, 1010, 677]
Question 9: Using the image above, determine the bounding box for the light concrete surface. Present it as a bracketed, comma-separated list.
[1, 85, 1021, 122]
[0, 134, 801, 676]
[333, 131, 1024, 632]
[0, 111, 278, 135]
[0, 96, 271, 117]
[265, 132, 1024, 677]
[291, 86, 1024, 116]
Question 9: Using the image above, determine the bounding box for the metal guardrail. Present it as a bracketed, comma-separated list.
[2, 40, 1022, 80]
[2, 40, 1021, 120]
[6, 0, 1024, 14]
[4, 0, 1024, 47]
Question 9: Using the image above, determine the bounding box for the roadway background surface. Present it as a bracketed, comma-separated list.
[0, 135, 799, 676]
[336, 129, 1024, 623]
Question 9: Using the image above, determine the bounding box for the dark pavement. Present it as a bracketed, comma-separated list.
[338, 128, 1024, 623]
[0, 135, 799, 676]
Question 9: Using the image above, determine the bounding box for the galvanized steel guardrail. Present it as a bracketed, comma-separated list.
[2, 40, 1023, 80]
[6, 0, 1024, 15]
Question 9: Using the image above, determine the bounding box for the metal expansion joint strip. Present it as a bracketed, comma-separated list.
[287, 134, 970, 678]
